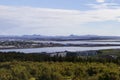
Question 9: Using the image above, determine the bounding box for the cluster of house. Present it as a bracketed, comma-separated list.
[49, 50, 98, 57]
[49, 50, 118, 59]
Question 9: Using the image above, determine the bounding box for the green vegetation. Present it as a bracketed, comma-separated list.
[0, 49, 120, 80]
[98, 49, 120, 56]
[0, 62, 120, 80]
[0, 51, 120, 64]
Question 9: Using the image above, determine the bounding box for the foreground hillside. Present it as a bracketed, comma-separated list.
[0, 49, 120, 80]
[0, 61, 120, 80]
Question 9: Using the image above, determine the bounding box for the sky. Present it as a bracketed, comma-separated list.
[0, 0, 120, 36]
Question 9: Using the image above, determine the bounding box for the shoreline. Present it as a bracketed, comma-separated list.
[1, 44, 120, 50]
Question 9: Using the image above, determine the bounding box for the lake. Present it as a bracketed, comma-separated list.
[33, 40, 120, 45]
[0, 46, 120, 53]
[1, 40, 120, 53]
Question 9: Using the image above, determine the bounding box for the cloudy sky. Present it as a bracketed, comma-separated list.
[0, 0, 120, 36]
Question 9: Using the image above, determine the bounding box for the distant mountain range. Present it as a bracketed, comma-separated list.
[0, 35, 120, 41]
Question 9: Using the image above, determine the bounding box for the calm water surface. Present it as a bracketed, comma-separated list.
[33, 40, 120, 44]
[1, 40, 120, 53]
[0, 46, 120, 53]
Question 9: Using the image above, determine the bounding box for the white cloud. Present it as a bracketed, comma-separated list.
[117, 17, 120, 22]
[0, 5, 120, 24]
[88, 3, 120, 9]
[0, 5, 120, 35]
[96, 0, 105, 3]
